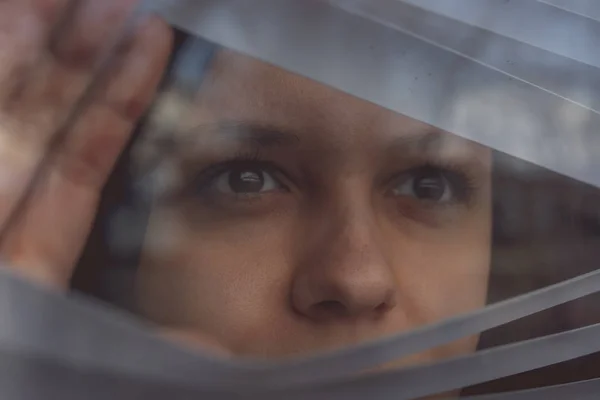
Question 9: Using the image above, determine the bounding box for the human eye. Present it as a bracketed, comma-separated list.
[189, 158, 288, 204]
[211, 164, 281, 195]
[389, 164, 476, 205]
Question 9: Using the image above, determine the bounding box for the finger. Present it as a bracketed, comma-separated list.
[4, 0, 139, 140]
[34, 0, 71, 26]
[0, 0, 52, 106]
[0, 0, 69, 227]
[58, 15, 174, 189]
[0, 16, 173, 288]
[51, 0, 139, 69]
[0, 0, 140, 244]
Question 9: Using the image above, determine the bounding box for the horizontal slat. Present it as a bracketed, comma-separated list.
[400, 0, 600, 68]
[153, 0, 600, 190]
[538, 0, 600, 22]
[4, 257, 600, 391]
[463, 378, 600, 400]
[279, 322, 600, 400]
[332, 0, 600, 113]
[1, 1, 599, 397]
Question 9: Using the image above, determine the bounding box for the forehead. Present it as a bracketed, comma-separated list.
[168, 48, 489, 162]
[197, 49, 429, 135]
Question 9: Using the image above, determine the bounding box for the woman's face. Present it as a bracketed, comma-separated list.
[134, 48, 492, 366]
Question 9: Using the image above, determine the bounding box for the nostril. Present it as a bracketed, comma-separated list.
[310, 299, 393, 319]
[312, 300, 347, 316]
[374, 302, 391, 313]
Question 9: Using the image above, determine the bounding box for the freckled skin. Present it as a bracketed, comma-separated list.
[135, 49, 492, 367]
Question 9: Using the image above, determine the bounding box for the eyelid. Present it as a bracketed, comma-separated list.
[391, 172, 453, 202]
[385, 164, 479, 205]
[192, 159, 292, 196]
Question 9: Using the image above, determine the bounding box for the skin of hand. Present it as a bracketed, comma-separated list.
[0, 0, 232, 358]
[0, 0, 172, 288]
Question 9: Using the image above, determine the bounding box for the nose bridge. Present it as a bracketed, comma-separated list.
[321, 178, 389, 268]
[291, 189, 397, 321]
[325, 199, 385, 271]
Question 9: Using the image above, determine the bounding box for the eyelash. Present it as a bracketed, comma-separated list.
[387, 162, 479, 205]
[185, 151, 289, 198]
[185, 154, 478, 207]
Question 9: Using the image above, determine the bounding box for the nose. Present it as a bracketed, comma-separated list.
[291, 206, 397, 322]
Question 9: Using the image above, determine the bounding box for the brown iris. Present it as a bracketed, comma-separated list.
[412, 170, 446, 201]
[228, 168, 265, 193]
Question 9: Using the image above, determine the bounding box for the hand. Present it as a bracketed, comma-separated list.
[0, 0, 173, 289]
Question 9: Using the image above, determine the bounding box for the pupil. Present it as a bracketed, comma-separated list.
[413, 171, 445, 200]
[229, 168, 264, 193]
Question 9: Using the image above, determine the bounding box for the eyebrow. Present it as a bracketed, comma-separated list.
[184, 121, 473, 160]
[388, 131, 446, 152]
[202, 122, 445, 149]
[387, 130, 479, 157]
[193, 122, 302, 148]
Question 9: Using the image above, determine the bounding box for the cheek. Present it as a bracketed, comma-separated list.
[386, 206, 492, 324]
[394, 238, 491, 321]
[135, 207, 295, 337]
[134, 186, 492, 358]
[381, 220, 491, 363]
